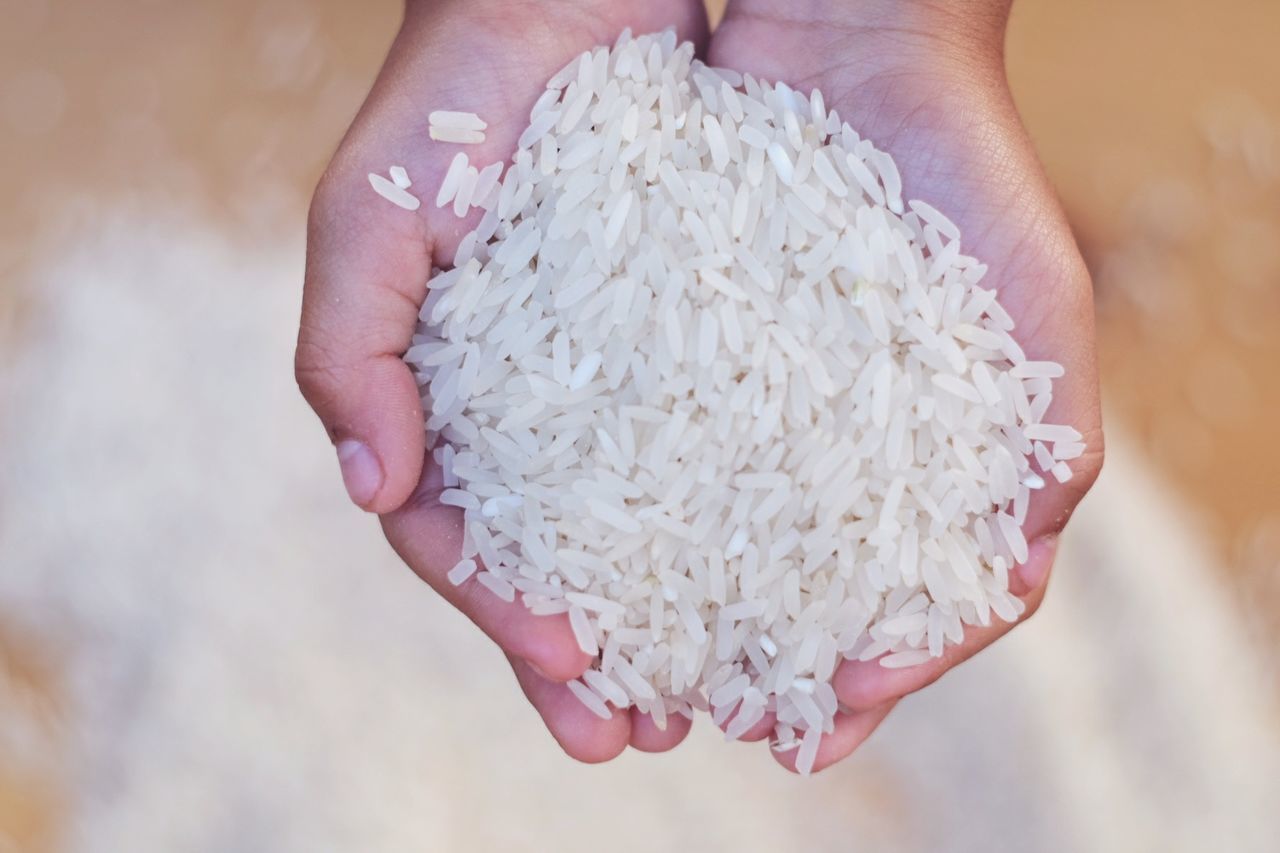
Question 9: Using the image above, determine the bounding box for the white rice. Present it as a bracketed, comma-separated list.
[402, 30, 1083, 776]
[436, 152, 470, 208]
[567, 678, 613, 720]
[429, 109, 488, 131]
[452, 166, 479, 218]
[429, 112, 486, 145]
[368, 172, 420, 211]
[388, 165, 411, 189]
[446, 558, 477, 585]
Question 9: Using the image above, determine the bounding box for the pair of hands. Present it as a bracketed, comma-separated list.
[296, 0, 1104, 773]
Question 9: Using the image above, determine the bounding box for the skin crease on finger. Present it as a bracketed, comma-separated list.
[301, 0, 1104, 770]
[510, 655, 633, 763]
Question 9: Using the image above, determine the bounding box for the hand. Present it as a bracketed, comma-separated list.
[296, 0, 1104, 770]
[296, 0, 711, 763]
[707, 0, 1104, 771]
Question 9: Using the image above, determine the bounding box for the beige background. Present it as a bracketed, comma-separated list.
[2, 1, 1278, 850]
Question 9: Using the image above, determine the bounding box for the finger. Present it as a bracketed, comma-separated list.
[295, 14, 444, 514]
[297, 167, 431, 513]
[833, 536, 1055, 712]
[628, 706, 694, 753]
[296, 15, 536, 514]
[717, 707, 777, 743]
[770, 702, 897, 775]
[510, 656, 631, 764]
[382, 450, 593, 681]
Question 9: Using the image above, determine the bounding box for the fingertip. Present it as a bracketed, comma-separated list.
[835, 610, 1025, 711]
[1009, 534, 1058, 597]
[500, 603, 594, 683]
[563, 716, 632, 764]
[832, 659, 875, 711]
[574, 741, 629, 764]
[770, 744, 805, 775]
[628, 707, 693, 753]
[475, 601, 592, 684]
[299, 352, 426, 514]
[362, 461, 423, 514]
[359, 362, 429, 514]
[770, 703, 896, 775]
[335, 434, 423, 515]
[548, 699, 631, 765]
[510, 658, 631, 764]
[833, 656, 934, 713]
[525, 631, 594, 683]
[718, 708, 777, 743]
[336, 439, 384, 510]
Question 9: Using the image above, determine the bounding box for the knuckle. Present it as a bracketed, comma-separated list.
[307, 167, 344, 236]
[1081, 448, 1105, 492]
[292, 335, 353, 406]
[292, 335, 325, 389]
[1068, 430, 1106, 500]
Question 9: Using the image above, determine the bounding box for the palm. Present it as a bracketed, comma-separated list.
[707, 7, 1103, 769]
[308, 0, 715, 763]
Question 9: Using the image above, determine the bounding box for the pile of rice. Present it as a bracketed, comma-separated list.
[400, 30, 1083, 774]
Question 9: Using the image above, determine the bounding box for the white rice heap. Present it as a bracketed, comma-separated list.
[403, 30, 1084, 773]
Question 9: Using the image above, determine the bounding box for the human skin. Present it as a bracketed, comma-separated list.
[295, 0, 1104, 771]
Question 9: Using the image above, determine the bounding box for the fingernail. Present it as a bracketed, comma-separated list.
[1018, 534, 1058, 591]
[336, 439, 383, 508]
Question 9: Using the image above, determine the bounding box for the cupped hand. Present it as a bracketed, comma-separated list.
[708, 0, 1104, 771]
[296, 0, 709, 763]
[296, 0, 1104, 771]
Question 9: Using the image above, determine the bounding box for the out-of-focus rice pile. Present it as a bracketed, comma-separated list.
[1007, 0, 1280, 660]
[1086, 94, 1280, 671]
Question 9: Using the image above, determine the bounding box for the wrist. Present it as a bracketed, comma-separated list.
[849, 0, 1011, 44]
[725, 0, 1010, 67]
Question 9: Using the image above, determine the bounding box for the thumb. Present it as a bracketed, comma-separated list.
[295, 171, 431, 513]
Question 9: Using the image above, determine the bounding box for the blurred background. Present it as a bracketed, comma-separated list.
[1, 0, 1277, 850]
